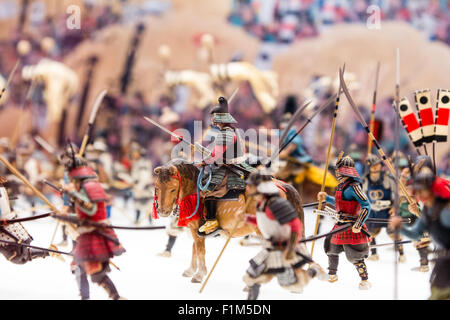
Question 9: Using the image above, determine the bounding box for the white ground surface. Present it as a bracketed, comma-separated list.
[0, 196, 431, 300]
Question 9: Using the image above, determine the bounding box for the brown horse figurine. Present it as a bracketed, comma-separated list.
[153, 160, 304, 283]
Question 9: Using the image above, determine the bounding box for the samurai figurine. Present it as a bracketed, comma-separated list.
[0, 176, 54, 264]
[317, 152, 372, 290]
[60, 144, 125, 300]
[242, 169, 326, 300]
[198, 96, 254, 237]
[362, 153, 405, 262]
[389, 156, 450, 300]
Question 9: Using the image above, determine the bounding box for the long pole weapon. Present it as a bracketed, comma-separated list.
[266, 99, 313, 165]
[0, 155, 78, 249]
[143, 116, 251, 177]
[0, 60, 20, 100]
[367, 61, 380, 156]
[199, 196, 253, 293]
[78, 89, 107, 157]
[339, 66, 419, 211]
[310, 64, 345, 257]
[277, 93, 337, 157]
[393, 48, 401, 300]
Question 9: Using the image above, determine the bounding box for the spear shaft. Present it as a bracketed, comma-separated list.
[367, 61, 380, 155]
[310, 65, 345, 257]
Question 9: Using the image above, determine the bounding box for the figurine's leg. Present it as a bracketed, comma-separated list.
[416, 245, 430, 272]
[198, 198, 219, 235]
[135, 209, 141, 224]
[247, 284, 261, 300]
[344, 243, 371, 289]
[72, 264, 90, 300]
[387, 228, 405, 262]
[90, 263, 120, 300]
[368, 227, 381, 260]
[243, 273, 273, 300]
[326, 242, 342, 282]
[166, 235, 177, 253]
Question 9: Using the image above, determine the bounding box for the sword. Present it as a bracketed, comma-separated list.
[369, 240, 412, 248]
[313, 208, 412, 224]
[34, 135, 57, 155]
[79, 89, 108, 157]
[143, 116, 251, 177]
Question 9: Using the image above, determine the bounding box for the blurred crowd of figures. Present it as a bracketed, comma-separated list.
[228, 0, 450, 45]
[0, 0, 448, 185]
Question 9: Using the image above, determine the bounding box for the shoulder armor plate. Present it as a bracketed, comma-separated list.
[267, 197, 298, 224]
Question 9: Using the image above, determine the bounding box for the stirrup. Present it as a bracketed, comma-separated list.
[197, 220, 220, 237]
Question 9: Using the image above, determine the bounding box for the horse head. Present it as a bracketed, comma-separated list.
[153, 165, 181, 217]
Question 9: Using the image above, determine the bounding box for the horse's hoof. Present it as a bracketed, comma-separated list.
[191, 273, 203, 283]
[183, 270, 194, 277]
[191, 275, 203, 283]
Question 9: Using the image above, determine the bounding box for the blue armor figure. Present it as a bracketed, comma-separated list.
[362, 154, 406, 262]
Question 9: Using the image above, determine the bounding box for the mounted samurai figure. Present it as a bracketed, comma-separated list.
[197, 96, 255, 237]
[0, 175, 56, 263]
[59, 144, 125, 300]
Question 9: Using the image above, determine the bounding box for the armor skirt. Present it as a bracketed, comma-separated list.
[74, 228, 125, 263]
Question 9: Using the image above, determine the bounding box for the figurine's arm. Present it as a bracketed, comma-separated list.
[348, 184, 371, 229]
[440, 206, 450, 228]
[67, 189, 97, 216]
[325, 195, 335, 206]
[400, 215, 426, 240]
[204, 129, 236, 164]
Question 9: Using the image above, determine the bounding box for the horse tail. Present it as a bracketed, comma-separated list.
[282, 182, 305, 237]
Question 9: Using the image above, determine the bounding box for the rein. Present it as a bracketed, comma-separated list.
[186, 164, 212, 219]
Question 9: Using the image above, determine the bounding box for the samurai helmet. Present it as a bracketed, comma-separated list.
[390, 151, 409, 169]
[210, 97, 237, 124]
[348, 143, 362, 161]
[366, 153, 382, 167]
[335, 151, 360, 179]
[246, 169, 279, 195]
[411, 156, 435, 191]
[60, 142, 97, 180]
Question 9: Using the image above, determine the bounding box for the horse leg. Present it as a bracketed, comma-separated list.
[182, 226, 198, 278]
[192, 236, 206, 283]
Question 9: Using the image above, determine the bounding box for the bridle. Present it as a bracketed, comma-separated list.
[154, 170, 182, 217]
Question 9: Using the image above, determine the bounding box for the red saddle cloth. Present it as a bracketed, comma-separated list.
[152, 193, 204, 227]
[177, 193, 204, 227]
